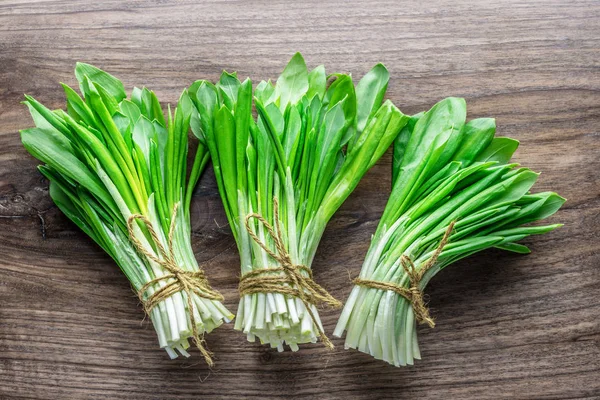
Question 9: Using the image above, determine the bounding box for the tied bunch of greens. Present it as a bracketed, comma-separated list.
[188, 53, 409, 350]
[333, 97, 564, 366]
[21, 64, 233, 362]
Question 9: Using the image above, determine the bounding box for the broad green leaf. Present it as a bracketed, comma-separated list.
[75, 62, 126, 102]
[178, 89, 203, 143]
[355, 63, 389, 135]
[476, 137, 519, 164]
[132, 115, 157, 165]
[131, 87, 143, 109]
[24, 96, 71, 139]
[255, 99, 286, 179]
[62, 83, 97, 127]
[218, 71, 241, 108]
[392, 112, 423, 186]
[382, 98, 466, 227]
[21, 127, 114, 210]
[325, 74, 356, 148]
[263, 102, 285, 139]
[120, 99, 142, 125]
[194, 81, 218, 139]
[93, 82, 120, 116]
[452, 118, 496, 167]
[24, 100, 73, 151]
[307, 65, 326, 100]
[276, 52, 309, 111]
[48, 180, 101, 246]
[368, 102, 409, 169]
[282, 104, 302, 161]
[255, 80, 276, 105]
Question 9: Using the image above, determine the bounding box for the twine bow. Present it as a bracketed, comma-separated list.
[353, 221, 456, 328]
[127, 203, 224, 366]
[239, 198, 342, 349]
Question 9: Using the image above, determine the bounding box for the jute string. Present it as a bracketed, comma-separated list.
[127, 203, 224, 366]
[239, 198, 342, 349]
[353, 221, 456, 328]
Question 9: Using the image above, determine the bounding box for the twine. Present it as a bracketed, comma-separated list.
[127, 203, 224, 366]
[353, 221, 456, 328]
[239, 198, 342, 349]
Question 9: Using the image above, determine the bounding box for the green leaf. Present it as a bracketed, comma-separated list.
[452, 118, 496, 166]
[495, 242, 531, 254]
[194, 81, 218, 139]
[368, 101, 409, 169]
[325, 74, 356, 148]
[132, 115, 158, 165]
[235, 78, 252, 192]
[255, 99, 288, 180]
[178, 89, 203, 143]
[75, 62, 126, 102]
[48, 180, 102, 246]
[355, 63, 389, 135]
[24, 95, 72, 140]
[382, 98, 466, 226]
[215, 105, 238, 217]
[21, 127, 114, 211]
[307, 65, 326, 100]
[255, 80, 276, 105]
[120, 99, 142, 125]
[476, 137, 519, 164]
[130, 87, 143, 109]
[218, 71, 241, 108]
[282, 104, 302, 162]
[276, 52, 309, 110]
[62, 83, 97, 128]
[392, 112, 422, 186]
[93, 81, 120, 116]
[24, 100, 74, 151]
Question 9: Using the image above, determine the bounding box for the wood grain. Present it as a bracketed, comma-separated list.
[1, 0, 599, 398]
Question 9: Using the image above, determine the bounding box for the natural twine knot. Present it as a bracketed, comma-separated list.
[239, 198, 342, 349]
[353, 221, 456, 328]
[127, 203, 224, 367]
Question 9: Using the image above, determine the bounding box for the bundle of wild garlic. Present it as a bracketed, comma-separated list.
[333, 97, 564, 366]
[188, 53, 408, 350]
[21, 64, 233, 364]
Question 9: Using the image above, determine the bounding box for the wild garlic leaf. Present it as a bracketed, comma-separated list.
[75, 62, 126, 102]
[335, 96, 563, 367]
[22, 64, 232, 360]
[452, 118, 496, 167]
[392, 112, 422, 186]
[120, 99, 142, 125]
[62, 83, 97, 127]
[475, 137, 520, 164]
[191, 53, 406, 350]
[218, 71, 241, 108]
[276, 52, 309, 111]
[21, 127, 113, 210]
[355, 63, 389, 136]
[307, 65, 326, 100]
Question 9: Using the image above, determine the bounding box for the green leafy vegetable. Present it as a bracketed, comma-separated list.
[189, 53, 409, 350]
[333, 97, 564, 366]
[21, 63, 233, 360]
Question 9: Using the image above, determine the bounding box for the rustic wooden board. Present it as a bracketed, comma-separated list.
[1, 0, 599, 398]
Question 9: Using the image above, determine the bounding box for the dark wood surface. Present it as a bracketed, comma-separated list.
[1, 0, 599, 398]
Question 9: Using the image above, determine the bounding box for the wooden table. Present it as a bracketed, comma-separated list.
[1, 0, 598, 398]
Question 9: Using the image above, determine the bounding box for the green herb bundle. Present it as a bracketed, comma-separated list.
[188, 53, 409, 350]
[333, 97, 564, 366]
[21, 64, 233, 362]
